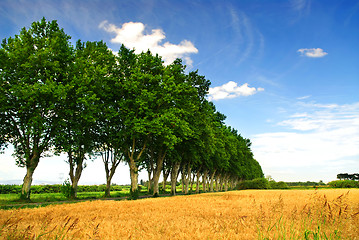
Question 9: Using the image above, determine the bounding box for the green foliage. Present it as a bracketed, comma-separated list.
[328, 180, 359, 188]
[129, 189, 139, 200]
[286, 181, 326, 187]
[0, 17, 74, 200]
[61, 179, 74, 199]
[237, 179, 289, 190]
[269, 181, 289, 189]
[236, 178, 270, 190]
[0, 184, 125, 194]
[1, 18, 266, 198]
[0, 185, 22, 194]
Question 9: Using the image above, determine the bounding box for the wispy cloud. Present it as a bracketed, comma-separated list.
[291, 0, 311, 12]
[208, 81, 264, 101]
[252, 101, 359, 182]
[99, 21, 198, 66]
[297, 95, 311, 100]
[297, 48, 328, 58]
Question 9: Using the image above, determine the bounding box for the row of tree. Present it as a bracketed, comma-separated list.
[337, 173, 359, 181]
[0, 18, 263, 200]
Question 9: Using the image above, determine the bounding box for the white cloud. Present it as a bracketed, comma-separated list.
[208, 81, 264, 101]
[99, 21, 198, 66]
[297, 48, 328, 58]
[297, 95, 311, 100]
[252, 101, 359, 182]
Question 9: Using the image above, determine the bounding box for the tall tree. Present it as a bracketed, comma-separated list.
[54, 40, 110, 198]
[115, 48, 160, 199]
[0, 18, 73, 200]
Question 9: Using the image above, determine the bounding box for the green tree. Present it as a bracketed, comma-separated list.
[54, 40, 115, 198]
[115, 48, 157, 199]
[0, 18, 73, 200]
[142, 57, 194, 197]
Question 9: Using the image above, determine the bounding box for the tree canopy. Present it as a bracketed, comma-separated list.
[0, 18, 264, 200]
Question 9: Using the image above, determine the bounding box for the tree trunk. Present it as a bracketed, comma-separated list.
[170, 161, 180, 195]
[219, 175, 224, 191]
[68, 151, 85, 199]
[152, 150, 166, 197]
[103, 149, 122, 198]
[129, 158, 139, 198]
[215, 175, 220, 192]
[147, 169, 153, 194]
[202, 169, 208, 193]
[190, 172, 195, 193]
[152, 172, 160, 197]
[126, 139, 147, 199]
[21, 153, 40, 200]
[182, 163, 191, 195]
[195, 169, 201, 194]
[162, 168, 170, 193]
[210, 170, 216, 192]
[181, 175, 184, 193]
[224, 175, 228, 191]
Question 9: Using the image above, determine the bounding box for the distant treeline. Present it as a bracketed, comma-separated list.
[0, 184, 127, 194]
[328, 180, 359, 188]
[337, 173, 359, 181]
[285, 181, 326, 187]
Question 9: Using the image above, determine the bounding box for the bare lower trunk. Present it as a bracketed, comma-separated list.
[152, 151, 166, 197]
[129, 159, 139, 198]
[21, 168, 34, 200]
[68, 151, 85, 199]
[71, 176, 80, 199]
[147, 170, 153, 193]
[103, 150, 122, 198]
[219, 175, 224, 191]
[105, 179, 111, 197]
[190, 172, 195, 193]
[21, 152, 40, 200]
[224, 175, 228, 191]
[152, 171, 161, 197]
[210, 170, 216, 192]
[170, 161, 180, 195]
[233, 179, 238, 189]
[195, 169, 201, 194]
[181, 171, 185, 193]
[162, 168, 170, 193]
[202, 169, 208, 193]
[215, 175, 220, 192]
[21, 165, 37, 200]
[127, 139, 147, 199]
[183, 164, 191, 195]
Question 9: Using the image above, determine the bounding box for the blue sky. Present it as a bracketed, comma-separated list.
[1, 0, 358, 184]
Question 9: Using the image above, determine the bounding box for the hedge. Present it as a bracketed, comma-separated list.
[236, 178, 270, 190]
[236, 178, 290, 190]
[0, 184, 125, 194]
[328, 180, 359, 188]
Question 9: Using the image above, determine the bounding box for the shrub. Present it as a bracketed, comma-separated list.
[0, 184, 125, 194]
[61, 179, 74, 198]
[129, 189, 139, 200]
[237, 178, 269, 190]
[0, 185, 22, 194]
[269, 181, 289, 189]
[328, 180, 359, 188]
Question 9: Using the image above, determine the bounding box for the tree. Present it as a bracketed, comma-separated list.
[0, 18, 73, 200]
[137, 57, 192, 197]
[54, 40, 115, 198]
[115, 48, 159, 199]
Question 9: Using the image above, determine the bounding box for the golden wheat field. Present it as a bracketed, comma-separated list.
[1, 189, 359, 239]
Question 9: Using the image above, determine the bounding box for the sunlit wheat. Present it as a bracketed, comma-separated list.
[0, 189, 358, 239]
